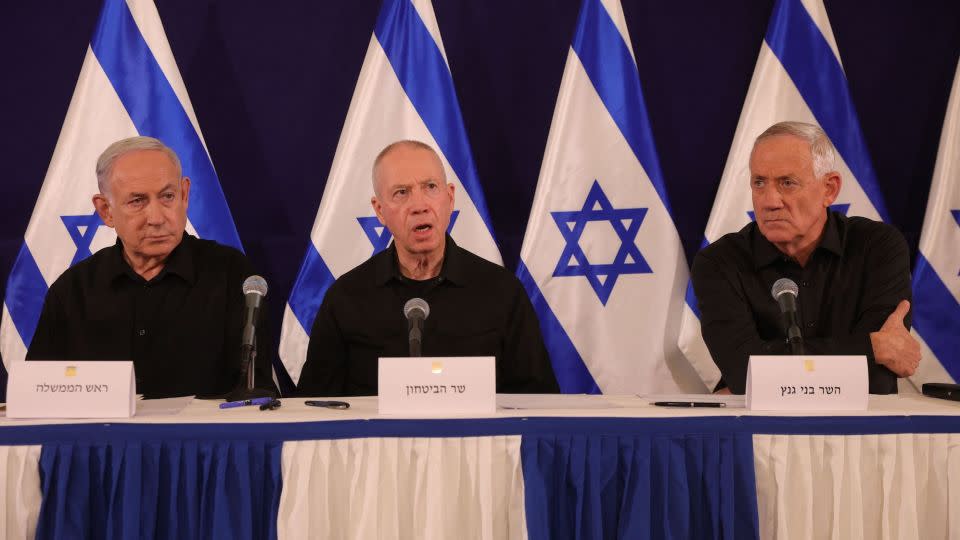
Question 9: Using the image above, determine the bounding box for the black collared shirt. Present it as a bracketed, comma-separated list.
[27, 234, 276, 398]
[690, 211, 911, 394]
[298, 236, 560, 396]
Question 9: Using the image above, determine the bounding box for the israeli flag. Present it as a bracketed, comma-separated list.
[909, 59, 960, 387]
[279, 0, 502, 386]
[517, 0, 703, 394]
[676, 0, 888, 390]
[0, 0, 242, 373]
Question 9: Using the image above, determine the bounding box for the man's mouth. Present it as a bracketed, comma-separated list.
[413, 224, 433, 232]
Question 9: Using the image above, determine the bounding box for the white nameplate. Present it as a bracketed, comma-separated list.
[378, 356, 495, 415]
[6, 361, 136, 418]
[746, 355, 868, 411]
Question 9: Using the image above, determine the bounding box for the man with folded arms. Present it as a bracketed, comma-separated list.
[27, 136, 275, 398]
[691, 121, 920, 394]
[297, 140, 559, 396]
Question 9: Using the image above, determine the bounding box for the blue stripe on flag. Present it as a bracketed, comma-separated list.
[684, 237, 709, 316]
[571, 0, 672, 215]
[90, 0, 242, 251]
[288, 246, 337, 335]
[684, 281, 701, 319]
[517, 261, 600, 394]
[374, 0, 498, 240]
[5, 244, 49, 348]
[764, 0, 889, 221]
[912, 253, 960, 381]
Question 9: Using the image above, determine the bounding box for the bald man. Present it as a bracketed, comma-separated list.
[297, 140, 559, 396]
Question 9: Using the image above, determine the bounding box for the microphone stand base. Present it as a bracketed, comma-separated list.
[224, 385, 277, 402]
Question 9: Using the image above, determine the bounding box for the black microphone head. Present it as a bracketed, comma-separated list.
[243, 275, 268, 297]
[403, 297, 430, 320]
[771, 278, 798, 301]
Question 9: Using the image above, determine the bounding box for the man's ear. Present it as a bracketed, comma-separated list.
[823, 172, 842, 207]
[181, 177, 191, 209]
[92, 194, 114, 228]
[371, 196, 385, 225]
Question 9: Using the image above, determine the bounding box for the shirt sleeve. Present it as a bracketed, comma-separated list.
[25, 285, 66, 360]
[800, 225, 910, 392]
[498, 280, 560, 393]
[691, 225, 910, 394]
[297, 287, 348, 397]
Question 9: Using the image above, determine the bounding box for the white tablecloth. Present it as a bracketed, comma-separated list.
[1, 394, 959, 539]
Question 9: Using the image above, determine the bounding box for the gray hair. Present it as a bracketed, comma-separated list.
[371, 140, 445, 196]
[754, 121, 837, 178]
[96, 136, 182, 196]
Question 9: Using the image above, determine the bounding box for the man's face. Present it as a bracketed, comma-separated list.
[93, 149, 190, 263]
[749, 135, 840, 255]
[371, 146, 455, 258]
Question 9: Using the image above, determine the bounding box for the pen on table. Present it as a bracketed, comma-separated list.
[220, 397, 275, 409]
[652, 401, 726, 408]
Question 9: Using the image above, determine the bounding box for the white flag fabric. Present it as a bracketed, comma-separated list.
[0, 0, 242, 374]
[517, 0, 703, 394]
[677, 0, 889, 390]
[279, 0, 502, 386]
[909, 59, 960, 388]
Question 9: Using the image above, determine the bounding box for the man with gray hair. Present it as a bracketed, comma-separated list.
[27, 136, 276, 398]
[691, 121, 919, 394]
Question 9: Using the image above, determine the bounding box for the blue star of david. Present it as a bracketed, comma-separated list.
[357, 210, 460, 255]
[747, 203, 850, 222]
[61, 211, 105, 266]
[551, 180, 651, 305]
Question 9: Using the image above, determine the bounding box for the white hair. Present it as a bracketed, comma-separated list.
[754, 121, 837, 178]
[96, 136, 182, 196]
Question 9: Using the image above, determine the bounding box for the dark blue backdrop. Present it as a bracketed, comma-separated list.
[2, 1, 958, 372]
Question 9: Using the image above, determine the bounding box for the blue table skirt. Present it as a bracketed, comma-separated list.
[38, 439, 282, 540]
[5, 415, 960, 539]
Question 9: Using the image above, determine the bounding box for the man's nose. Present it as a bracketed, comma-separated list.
[145, 199, 165, 224]
[408, 187, 429, 212]
[756, 185, 783, 209]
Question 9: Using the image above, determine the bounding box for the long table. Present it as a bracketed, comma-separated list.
[1, 394, 959, 539]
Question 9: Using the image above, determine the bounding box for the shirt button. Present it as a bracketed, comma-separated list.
[138, 329, 147, 336]
[806, 321, 816, 329]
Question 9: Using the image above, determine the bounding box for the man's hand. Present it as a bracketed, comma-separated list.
[870, 300, 921, 377]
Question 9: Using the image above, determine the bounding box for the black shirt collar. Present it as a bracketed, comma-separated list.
[374, 235, 466, 286]
[751, 210, 845, 269]
[102, 233, 197, 286]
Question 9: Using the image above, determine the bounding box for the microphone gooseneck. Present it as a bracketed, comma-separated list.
[403, 298, 430, 357]
[771, 278, 805, 355]
[241, 275, 268, 389]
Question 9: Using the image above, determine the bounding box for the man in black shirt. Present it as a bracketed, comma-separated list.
[297, 140, 559, 396]
[691, 121, 920, 394]
[27, 137, 275, 398]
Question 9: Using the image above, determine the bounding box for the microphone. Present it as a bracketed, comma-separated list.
[771, 278, 804, 355]
[241, 275, 268, 389]
[403, 298, 430, 357]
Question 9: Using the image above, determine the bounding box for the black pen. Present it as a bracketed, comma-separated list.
[652, 401, 726, 408]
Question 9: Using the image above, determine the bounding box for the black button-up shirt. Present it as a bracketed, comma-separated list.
[27, 234, 276, 398]
[690, 212, 911, 394]
[298, 236, 560, 396]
